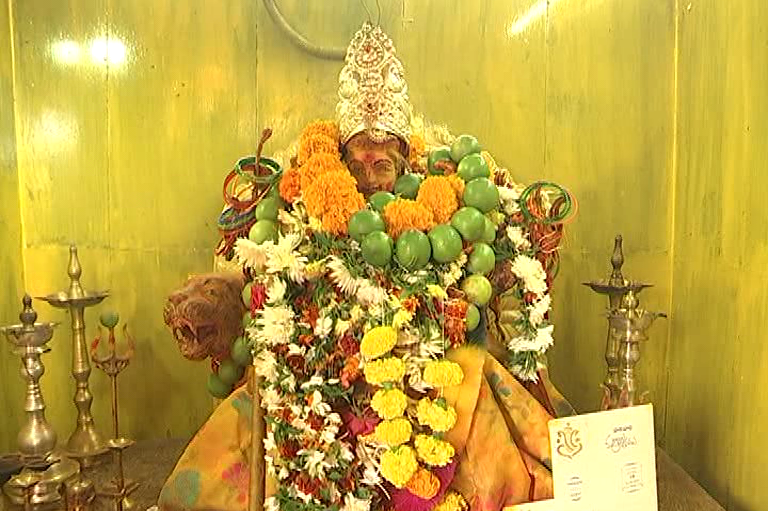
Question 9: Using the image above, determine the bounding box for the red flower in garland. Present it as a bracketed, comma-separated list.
[250, 283, 266, 313]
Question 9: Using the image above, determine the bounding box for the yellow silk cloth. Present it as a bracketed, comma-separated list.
[158, 346, 565, 511]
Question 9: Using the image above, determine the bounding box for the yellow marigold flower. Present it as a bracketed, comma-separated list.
[405, 468, 440, 500]
[434, 492, 468, 511]
[364, 357, 406, 385]
[300, 120, 340, 146]
[383, 199, 436, 239]
[392, 309, 413, 329]
[414, 434, 455, 467]
[372, 388, 408, 420]
[416, 176, 460, 224]
[423, 360, 464, 388]
[299, 152, 346, 191]
[361, 326, 398, 359]
[446, 174, 465, 198]
[278, 166, 302, 204]
[304, 260, 326, 280]
[303, 168, 365, 235]
[298, 133, 340, 165]
[416, 398, 457, 433]
[373, 417, 412, 446]
[427, 284, 448, 300]
[380, 446, 419, 488]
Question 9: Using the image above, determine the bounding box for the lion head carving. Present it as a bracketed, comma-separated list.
[163, 272, 246, 361]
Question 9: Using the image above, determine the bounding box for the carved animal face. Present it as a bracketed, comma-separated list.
[163, 272, 246, 361]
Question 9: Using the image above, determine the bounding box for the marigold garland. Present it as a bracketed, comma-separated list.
[361, 326, 398, 359]
[364, 357, 407, 385]
[434, 492, 468, 511]
[423, 360, 464, 388]
[299, 152, 347, 192]
[303, 168, 365, 235]
[374, 417, 413, 446]
[371, 388, 408, 419]
[380, 446, 419, 488]
[416, 398, 457, 433]
[416, 176, 461, 224]
[405, 468, 440, 500]
[300, 120, 340, 146]
[298, 133, 340, 165]
[414, 435, 455, 467]
[383, 199, 436, 239]
[278, 166, 302, 203]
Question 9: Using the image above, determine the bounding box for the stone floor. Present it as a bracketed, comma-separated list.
[77, 438, 724, 511]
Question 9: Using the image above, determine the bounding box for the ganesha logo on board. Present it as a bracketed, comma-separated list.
[555, 423, 583, 459]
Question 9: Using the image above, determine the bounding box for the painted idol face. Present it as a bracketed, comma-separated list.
[342, 132, 407, 197]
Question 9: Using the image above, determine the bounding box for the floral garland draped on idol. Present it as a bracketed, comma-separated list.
[217, 23, 574, 511]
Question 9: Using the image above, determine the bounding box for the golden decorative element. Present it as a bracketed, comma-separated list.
[0, 295, 58, 457]
[38, 246, 109, 465]
[336, 23, 412, 146]
[555, 423, 583, 460]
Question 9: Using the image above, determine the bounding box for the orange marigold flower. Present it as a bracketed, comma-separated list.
[409, 134, 427, 172]
[298, 133, 340, 165]
[303, 169, 365, 235]
[300, 120, 340, 146]
[416, 176, 461, 224]
[278, 167, 302, 203]
[383, 199, 436, 239]
[299, 152, 346, 191]
[405, 468, 441, 500]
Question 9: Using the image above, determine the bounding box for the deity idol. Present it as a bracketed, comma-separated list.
[160, 23, 576, 511]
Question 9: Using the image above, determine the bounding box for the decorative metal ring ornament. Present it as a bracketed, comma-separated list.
[519, 181, 575, 225]
[261, 0, 346, 61]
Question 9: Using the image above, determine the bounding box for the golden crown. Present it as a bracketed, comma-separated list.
[336, 22, 412, 146]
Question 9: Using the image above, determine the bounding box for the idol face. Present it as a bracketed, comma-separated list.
[342, 132, 407, 197]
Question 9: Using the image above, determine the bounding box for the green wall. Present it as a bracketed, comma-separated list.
[0, 1, 765, 509]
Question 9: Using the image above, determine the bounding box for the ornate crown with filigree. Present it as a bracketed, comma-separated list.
[336, 22, 412, 147]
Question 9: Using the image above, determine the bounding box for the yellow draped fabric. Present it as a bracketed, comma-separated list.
[158, 346, 568, 511]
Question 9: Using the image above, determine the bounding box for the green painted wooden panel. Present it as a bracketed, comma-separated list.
[0, 0, 25, 453]
[666, 0, 768, 509]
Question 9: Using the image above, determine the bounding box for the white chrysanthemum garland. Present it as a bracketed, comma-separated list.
[491, 181, 556, 382]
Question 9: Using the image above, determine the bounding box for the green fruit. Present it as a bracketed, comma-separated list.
[99, 311, 120, 329]
[450, 134, 482, 162]
[231, 336, 253, 367]
[242, 312, 252, 329]
[481, 216, 497, 243]
[451, 207, 486, 242]
[348, 210, 386, 242]
[207, 373, 232, 399]
[463, 178, 500, 213]
[248, 219, 278, 244]
[462, 275, 493, 306]
[218, 358, 244, 386]
[394, 173, 423, 199]
[465, 304, 481, 332]
[467, 243, 496, 275]
[428, 224, 463, 264]
[396, 230, 432, 270]
[242, 282, 252, 307]
[254, 197, 283, 221]
[369, 191, 396, 213]
[362, 231, 394, 267]
[457, 153, 490, 181]
[428, 146, 452, 174]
